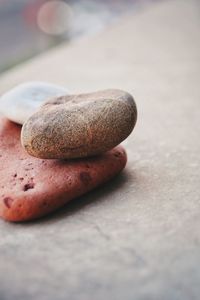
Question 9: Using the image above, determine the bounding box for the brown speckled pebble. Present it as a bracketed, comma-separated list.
[21, 89, 137, 159]
[0, 117, 127, 222]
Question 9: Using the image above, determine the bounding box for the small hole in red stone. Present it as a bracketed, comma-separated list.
[4, 197, 14, 208]
[79, 172, 92, 185]
[114, 151, 121, 158]
[23, 183, 35, 191]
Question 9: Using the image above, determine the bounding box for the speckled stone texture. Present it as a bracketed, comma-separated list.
[0, 117, 127, 222]
[21, 89, 137, 159]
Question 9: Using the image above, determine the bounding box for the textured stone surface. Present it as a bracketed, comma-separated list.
[0, 0, 200, 299]
[0, 117, 126, 222]
[0, 81, 68, 125]
[21, 89, 137, 159]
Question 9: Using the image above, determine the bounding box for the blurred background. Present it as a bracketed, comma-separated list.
[0, 0, 161, 74]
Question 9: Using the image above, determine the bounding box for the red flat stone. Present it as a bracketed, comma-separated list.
[0, 117, 127, 222]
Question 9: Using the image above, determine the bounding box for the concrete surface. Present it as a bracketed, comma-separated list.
[0, 0, 200, 299]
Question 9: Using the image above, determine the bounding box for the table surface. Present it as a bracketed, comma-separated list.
[0, 0, 200, 299]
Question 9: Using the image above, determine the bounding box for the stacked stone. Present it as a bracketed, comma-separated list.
[0, 82, 137, 222]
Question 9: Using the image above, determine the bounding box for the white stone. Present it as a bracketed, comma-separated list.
[0, 81, 69, 125]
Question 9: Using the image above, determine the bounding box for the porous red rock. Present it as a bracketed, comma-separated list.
[0, 117, 127, 222]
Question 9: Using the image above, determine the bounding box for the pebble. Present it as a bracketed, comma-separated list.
[21, 89, 137, 159]
[0, 117, 127, 222]
[0, 81, 68, 125]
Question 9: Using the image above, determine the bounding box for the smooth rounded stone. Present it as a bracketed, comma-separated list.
[0, 81, 68, 125]
[0, 117, 127, 222]
[22, 89, 137, 159]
